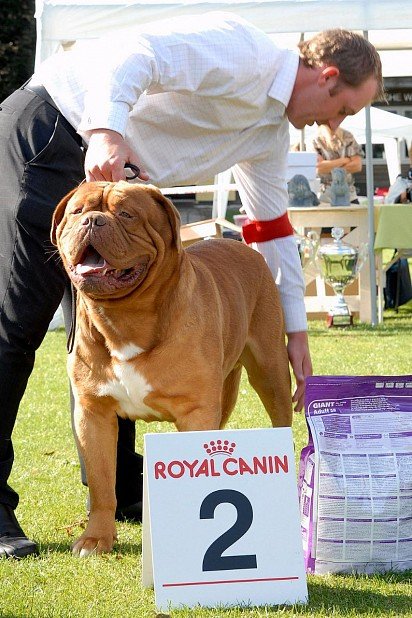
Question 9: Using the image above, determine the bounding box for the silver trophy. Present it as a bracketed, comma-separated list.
[317, 227, 367, 327]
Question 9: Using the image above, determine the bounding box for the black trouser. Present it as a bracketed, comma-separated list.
[0, 86, 142, 511]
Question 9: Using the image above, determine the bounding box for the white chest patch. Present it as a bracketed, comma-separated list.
[98, 361, 162, 421]
[111, 343, 145, 362]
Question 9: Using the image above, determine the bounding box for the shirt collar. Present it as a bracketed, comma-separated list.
[268, 49, 299, 108]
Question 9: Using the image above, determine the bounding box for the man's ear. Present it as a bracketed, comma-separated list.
[50, 188, 78, 246]
[318, 66, 340, 86]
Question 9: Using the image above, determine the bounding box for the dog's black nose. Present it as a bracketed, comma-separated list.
[81, 213, 106, 228]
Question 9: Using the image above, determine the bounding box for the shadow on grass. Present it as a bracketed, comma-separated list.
[305, 573, 412, 615]
[309, 320, 412, 337]
[37, 540, 142, 556]
[191, 571, 412, 615]
[308, 303, 412, 338]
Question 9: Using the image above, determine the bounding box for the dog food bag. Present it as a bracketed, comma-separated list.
[298, 375, 412, 574]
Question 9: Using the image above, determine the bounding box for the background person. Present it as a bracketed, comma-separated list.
[0, 11, 383, 558]
[385, 143, 412, 204]
[313, 124, 363, 204]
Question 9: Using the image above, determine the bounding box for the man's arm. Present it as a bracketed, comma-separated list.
[232, 149, 313, 411]
[343, 154, 362, 174]
[316, 154, 350, 175]
[287, 331, 312, 412]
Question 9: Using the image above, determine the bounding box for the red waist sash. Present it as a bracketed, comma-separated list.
[242, 212, 294, 244]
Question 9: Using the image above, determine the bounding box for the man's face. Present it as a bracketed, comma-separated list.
[287, 68, 378, 131]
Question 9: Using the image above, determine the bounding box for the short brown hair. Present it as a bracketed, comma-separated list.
[298, 29, 385, 101]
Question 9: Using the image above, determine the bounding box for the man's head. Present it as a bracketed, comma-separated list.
[287, 29, 384, 130]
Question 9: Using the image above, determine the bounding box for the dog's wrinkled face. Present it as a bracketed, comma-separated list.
[52, 181, 181, 299]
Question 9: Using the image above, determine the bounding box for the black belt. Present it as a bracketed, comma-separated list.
[22, 80, 59, 112]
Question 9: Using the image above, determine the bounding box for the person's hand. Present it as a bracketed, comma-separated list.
[286, 331, 313, 413]
[84, 129, 150, 182]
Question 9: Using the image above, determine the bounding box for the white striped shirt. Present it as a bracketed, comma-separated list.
[35, 11, 306, 332]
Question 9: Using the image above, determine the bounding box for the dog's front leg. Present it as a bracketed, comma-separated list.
[174, 401, 223, 432]
[71, 398, 118, 556]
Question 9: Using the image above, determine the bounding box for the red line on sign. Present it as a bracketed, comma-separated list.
[163, 576, 299, 588]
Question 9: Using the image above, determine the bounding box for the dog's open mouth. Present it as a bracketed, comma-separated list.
[69, 246, 149, 293]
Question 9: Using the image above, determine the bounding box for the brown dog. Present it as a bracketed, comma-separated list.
[51, 181, 292, 556]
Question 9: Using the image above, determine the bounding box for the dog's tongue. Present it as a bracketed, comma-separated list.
[75, 248, 113, 275]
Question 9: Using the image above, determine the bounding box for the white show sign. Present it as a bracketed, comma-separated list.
[142, 428, 308, 611]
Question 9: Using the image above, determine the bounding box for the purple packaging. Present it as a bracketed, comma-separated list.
[298, 375, 412, 574]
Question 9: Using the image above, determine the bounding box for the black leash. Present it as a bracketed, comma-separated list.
[67, 283, 77, 354]
[66, 163, 140, 353]
[124, 163, 140, 180]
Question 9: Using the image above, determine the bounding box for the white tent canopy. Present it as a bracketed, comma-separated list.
[34, 0, 412, 65]
[340, 109, 412, 184]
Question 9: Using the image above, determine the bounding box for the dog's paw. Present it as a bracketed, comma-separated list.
[72, 528, 117, 557]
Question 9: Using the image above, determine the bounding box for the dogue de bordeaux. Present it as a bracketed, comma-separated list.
[51, 181, 292, 556]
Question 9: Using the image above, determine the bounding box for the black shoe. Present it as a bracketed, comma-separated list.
[0, 504, 38, 559]
[115, 501, 142, 523]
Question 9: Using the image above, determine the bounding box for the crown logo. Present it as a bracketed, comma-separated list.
[203, 439, 236, 457]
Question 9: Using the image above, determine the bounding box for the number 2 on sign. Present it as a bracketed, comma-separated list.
[200, 489, 258, 572]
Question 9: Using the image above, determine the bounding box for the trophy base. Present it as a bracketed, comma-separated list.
[327, 313, 354, 328]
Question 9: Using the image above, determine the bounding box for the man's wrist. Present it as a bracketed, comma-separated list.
[287, 330, 308, 343]
[89, 128, 123, 139]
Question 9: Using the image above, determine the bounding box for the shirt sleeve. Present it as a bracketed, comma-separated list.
[76, 14, 261, 139]
[231, 125, 307, 333]
[77, 36, 160, 137]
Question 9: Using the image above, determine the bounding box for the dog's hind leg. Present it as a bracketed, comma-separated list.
[220, 364, 242, 428]
[238, 267, 293, 427]
[240, 273, 293, 431]
[241, 339, 292, 427]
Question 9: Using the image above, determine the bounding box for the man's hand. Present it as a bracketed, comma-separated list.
[287, 330, 313, 413]
[85, 129, 149, 182]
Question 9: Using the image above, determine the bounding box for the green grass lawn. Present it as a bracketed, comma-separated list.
[1, 306, 411, 618]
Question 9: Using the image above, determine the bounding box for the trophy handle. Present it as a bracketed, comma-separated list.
[355, 242, 369, 274]
[296, 229, 320, 271]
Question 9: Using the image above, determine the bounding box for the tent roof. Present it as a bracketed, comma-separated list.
[35, 0, 412, 64]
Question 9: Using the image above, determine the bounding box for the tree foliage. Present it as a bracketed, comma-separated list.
[0, 0, 36, 101]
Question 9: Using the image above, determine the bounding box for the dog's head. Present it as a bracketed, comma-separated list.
[51, 181, 182, 299]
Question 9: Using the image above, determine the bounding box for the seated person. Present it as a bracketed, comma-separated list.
[385, 144, 412, 204]
[313, 124, 363, 204]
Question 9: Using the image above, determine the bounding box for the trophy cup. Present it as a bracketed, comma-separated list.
[317, 227, 367, 327]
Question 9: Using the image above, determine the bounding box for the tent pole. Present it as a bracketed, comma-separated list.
[364, 30, 378, 326]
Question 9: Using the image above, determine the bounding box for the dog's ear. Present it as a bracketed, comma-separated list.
[50, 188, 78, 246]
[147, 188, 183, 252]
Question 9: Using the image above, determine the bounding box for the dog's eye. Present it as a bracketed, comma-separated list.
[119, 211, 132, 219]
[72, 207, 83, 215]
